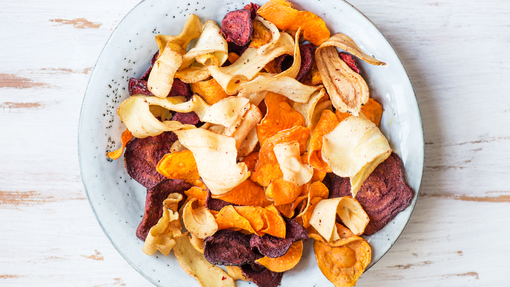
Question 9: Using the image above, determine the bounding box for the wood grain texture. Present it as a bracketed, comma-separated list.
[0, 0, 509, 286]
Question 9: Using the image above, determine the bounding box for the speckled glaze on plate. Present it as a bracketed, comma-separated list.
[78, 0, 424, 285]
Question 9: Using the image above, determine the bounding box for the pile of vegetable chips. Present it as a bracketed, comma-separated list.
[107, 1, 414, 286]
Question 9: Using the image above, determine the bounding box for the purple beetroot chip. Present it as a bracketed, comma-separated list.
[244, 2, 261, 19]
[221, 9, 253, 46]
[168, 78, 193, 100]
[250, 218, 308, 258]
[136, 179, 191, 241]
[203, 230, 262, 266]
[140, 51, 160, 82]
[339, 52, 362, 74]
[296, 43, 316, 82]
[241, 264, 283, 287]
[205, 190, 237, 211]
[128, 77, 153, 96]
[124, 131, 175, 189]
[171, 112, 200, 125]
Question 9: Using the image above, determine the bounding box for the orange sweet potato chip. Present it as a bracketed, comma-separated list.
[252, 125, 311, 186]
[266, 178, 304, 206]
[256, 92, 306, 146]
[295, 181, 329, 228]
[302, 153, 327, 183]
[227, 52, 240, 65]
[308, 223, 362, 248]
[214, 205, 286, 238]
[255, 240, 304, 272]
[313, 237, 371, 287]
[215, 205, 259, 235]
[241, 151, 259, 172]
[336, 98, 383, 127]
[275, 194, 307, 218]
[190, 78, 229, 105]
[258, 0, 330, 46]
[307, 110, 340, 173]
[156, 150, 205, 189]
[249, 20, 273, 49]
[213, 179, 271, 207]
[184, 186, 208, 206]
[106, 129, 133, 160]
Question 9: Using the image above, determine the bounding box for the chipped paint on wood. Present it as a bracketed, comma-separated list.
[82, 250, 104, 261]
[0, 74, 49, 89]
[50, 18, 102, 29]
[0, 102, 43, 109]
[444, 272, 479, 280]
[0, 191, 85, 207]
[420, 193, 510, 203]
[0, 275, 21, 279]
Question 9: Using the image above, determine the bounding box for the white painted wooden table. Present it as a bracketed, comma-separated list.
[1, 0, 509, 286]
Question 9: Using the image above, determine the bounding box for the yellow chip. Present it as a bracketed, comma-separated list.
[255, 240, 304, 272]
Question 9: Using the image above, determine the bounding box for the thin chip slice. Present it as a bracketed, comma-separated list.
[185, 186, 208, 206]
[180, 20, 228, 69]
[240, 264, 283, 287]
[191, 78, 229, 105]
[214, 205, 259, 235]
[292, 88, 331, 130]
[249, 19, 272, 49]
[202, 96, 250, 128]
[156, 149, 205, 189]
[183, 198, 218, 239]
[221, 8, 253, 46]
[106, 129, 133, 160]
[273, 142, 313, 186]
[155, 14, 202, 55]
[250, 217, 308, 258]
[266, 178, 304, 206]
[309, 197, 369, 241]
[213, 179, 271, 207]
[204, 230, 262, 266]
[148, 42, 184, 98]
[307, 109, 340, 173]
[226, 266, 249, 281]
[256, 92, 306, 146]
[319, 33, 385, 66]
[174, 234, 235, 287]
[313, 237, 371, 287]
[255, 240, 303, 272]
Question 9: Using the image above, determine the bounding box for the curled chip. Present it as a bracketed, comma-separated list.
[136, 179, 191, 241]
[307, 109, 340, 173]
[292, 88, 331, 130]
[256, 92, 306, 146]
[180, 20, 228, 69]
[142, 193, 184, 256]
[296, 43, 315, 82]
[156, 149, 205, 189]
[191, 78, 229, 105]
[249, 19, 272, 49]
[226, 266, 248, 281]
[313, 238, 371, 287]
[266, 178, 304, 206]
[147, 42, 184, 98]
[206, 189, 237, 211]
[185, 186, 208, 207]
[273, 142, 313, 186]
[322, 114, 392, 197]
[174, 234, 236, 287]
[214, 205, 256, 234]
[252, 125, 310, 187]
[294, 181, 329, 228]
[106, 129, 133, 160]
[336, 98, 383, 127]
[183, 198, 218, 239]
[213, 179, 271, 207]
[221, 8, 253, 46]
[125, 131, 175, 189]
[257, 0, 330, 46]
[202, 96, 250, 129]
[241, 151, 259, 173]
[251, 217, 308, 258]
[175, 128, 250, 195]
[244, 2, 261, 19]
[339, 52, 361, 74]
[255, 240, 303, 272]
[240, 264, 283, 287]
[309, 197, 369, 241]
[328, 153, 414, 235]
[155, 14, 202, 55]
[214, 205, 286, 238]
[319, 33, 386, 66]
[204, 230, 262, 266]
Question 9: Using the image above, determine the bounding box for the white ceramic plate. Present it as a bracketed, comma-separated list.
[79, 0, 424, 285]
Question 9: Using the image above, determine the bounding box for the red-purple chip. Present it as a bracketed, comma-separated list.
[171, 112, 200, 125]
[241, 264, 283, 287]
[136, 179, 191, 241]
[296, 43, 315, 82]
[205, 190, 238, 211]
[128, 78, 153, 96]
[328, 153, 414, 235]
[244, 2, 261, 19]
[204, 230, 262, 266]
[250, 218, 308, 258]
[168, 78, 193, 101]
[124, 131, 175, 189]
[221, 9, 253, 46]
[339, 52, 362, 74]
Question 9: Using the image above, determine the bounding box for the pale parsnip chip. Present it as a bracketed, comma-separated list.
[292, 88, 331, 129]
[170, 140, 187, 153]
[275, 28, 302, 79]
[183, 198, 218, 239]
[117, 95, 209, 138]
[239, 91, 268, 106]
[274, 142, 313, 186]
[225, 266, 248, 281]
[180, 20, 228, 69]
[142, 193, 183, 256]
[175, 128, 250, 195]
[237, 128, 259, 158]
[320, 33, 386, 66]
[254, 16, 281, 55]
[322, 114, 392, 197]
[309, 196, 369, 241]
[175, 65, 212, 84]
[155, 14, 202, 55]
[238, 74, 321, 103]
[148, 43, 184, 98]
[173, 234, 235, 287]
[224, 104, 263, 157]
[208, 32, 295, 94]
[202, 96, 250, 129]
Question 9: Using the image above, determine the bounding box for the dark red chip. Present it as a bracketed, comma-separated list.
[171, 112, 200, 125]
[241, 264, 283, 287]
[244, 2, 261, 19]
[275, 54, 294, 73]
[296, 43, 315, 82]
[221, 9, 253, 46]
[128, 78, 153, 96]
[205, 189, 238, 211]
[328, 153, 414, 235]
[204, 230, 262, 266]
[250, 218, 308, 258]
[339, 52, 362, 74]
[140, 51, 159, 81]
[136, 179, 191, 241]
[124, 131, 175, 189]
[228, 41, 249, 57]
[168, 78, 193, 101]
